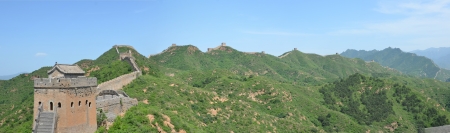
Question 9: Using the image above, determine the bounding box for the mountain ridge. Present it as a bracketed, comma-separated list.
[341, 47, 450, 81]
[1, 45, 450, 132]
[411, 47, 450, 70]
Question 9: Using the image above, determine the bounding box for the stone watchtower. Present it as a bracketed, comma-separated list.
[33, 63, 97, 133]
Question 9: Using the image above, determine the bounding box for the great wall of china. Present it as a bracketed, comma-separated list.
[96, 45, 142, 93]
[148, 42, 269, 58]
[92, 45, 142, 129]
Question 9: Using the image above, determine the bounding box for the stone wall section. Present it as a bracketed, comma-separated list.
[113, 45, 135, 50]
[96, 95, 137, 115]
[34, 77, 97, 88]
[207, 42, 227, 53]
[96, 71, 140, 93]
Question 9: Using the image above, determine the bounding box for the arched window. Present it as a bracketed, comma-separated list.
[38, 101, 42, 106]
[71, 102, 74, 107]
[78, 101, 81, 106]
[89, 102, 91, 107]
[85, 100, 88, 105]
[50, 102, 53, 111]
[58, 102, 61, 108]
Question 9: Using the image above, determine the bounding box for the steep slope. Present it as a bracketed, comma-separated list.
[341, 47, 450, 81]
[412, 47, 450, 70]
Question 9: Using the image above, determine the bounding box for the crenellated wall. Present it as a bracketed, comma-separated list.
[97, 71, 140, 93]
[113, 45, 135, 50]
[34, 77, 97, 88]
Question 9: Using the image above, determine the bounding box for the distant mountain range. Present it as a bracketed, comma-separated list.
[0, 72, 27, 80]
[341, 47, 450, 81]
[411, 47, 450, 70]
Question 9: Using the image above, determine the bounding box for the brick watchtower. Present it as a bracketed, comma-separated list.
[33, 63, 97, 133]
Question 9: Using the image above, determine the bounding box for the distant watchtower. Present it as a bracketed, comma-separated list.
[33, 63, 97, 133]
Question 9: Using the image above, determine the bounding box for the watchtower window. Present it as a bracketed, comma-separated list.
[58, 102, 61, 108]
[89, 102, 91, 107]
[71, 102, 74, 108]
[79, 101, 81, 106]
[38, 101, 42, 106]
[85, 100, 88, 105]
[50, 102, 53, 111]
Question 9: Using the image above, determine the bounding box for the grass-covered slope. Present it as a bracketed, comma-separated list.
[0, 67, 51, 133]
[150, 45, 399, 85]
[109, 71, 450, 132]
[2, 44, 450, 132]
[320, 73, 450, 132]
[107, 45, 450, 132]
[341, 47, 450, 81]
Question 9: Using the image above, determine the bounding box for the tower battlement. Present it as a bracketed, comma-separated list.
[34, 77, 97, 88]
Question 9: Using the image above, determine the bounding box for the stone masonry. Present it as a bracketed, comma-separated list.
[96, 90, 137, 122]
[96, 71, 140, 94]
[33, 64, 97, 133]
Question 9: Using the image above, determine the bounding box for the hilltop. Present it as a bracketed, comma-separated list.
[1, 44, 450, 133]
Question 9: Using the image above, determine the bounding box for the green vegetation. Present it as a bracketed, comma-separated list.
[320, 73, 449, 132]
[107, 45, 450, 132]
[89, 60, 133, 84]
[341, 47, 450, 81]
[2, 45, 450, 132]
[0, 67, 50, 133]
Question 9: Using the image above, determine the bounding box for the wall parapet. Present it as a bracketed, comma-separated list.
[97, 71, 140, 93]
[113, 45, 135, 50]
[34, 77, 97, 88]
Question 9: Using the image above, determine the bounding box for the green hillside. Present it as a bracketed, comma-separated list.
[341, 47, 450, 81]
[1, 45, 450, 132]
[0, 67, 51, 132]
[107, 45, 450, 132]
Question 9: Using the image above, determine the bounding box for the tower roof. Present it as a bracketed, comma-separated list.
[47, 64, 85, 74]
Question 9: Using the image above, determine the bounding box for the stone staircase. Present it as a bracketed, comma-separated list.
[34, 112, 56, 133]
[127, 58, 140, 72]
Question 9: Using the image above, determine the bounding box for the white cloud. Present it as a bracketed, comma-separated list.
[331, 0, 450, 36]
[35, 52, 47, 57]
[376, 0, 450, 15]
[324, 0, 450, 51]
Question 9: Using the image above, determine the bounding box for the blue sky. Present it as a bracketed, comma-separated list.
[1, 0, 450, 75]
